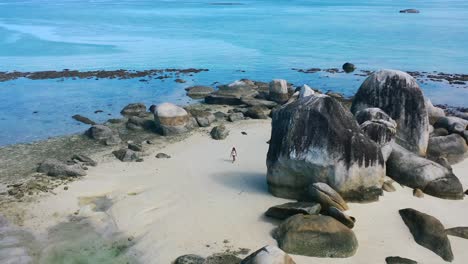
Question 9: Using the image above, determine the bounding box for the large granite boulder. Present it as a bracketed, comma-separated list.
[351, 70, 429, 156]
[269, 79, 289, 104]
[85, 125, 121, 145]
[241, 245, 295, 264]
[265, 202, 321, 220]
[387, 144, 464, 199]
[205, 80, 258, 105]
[126, 116, 151, 130]
[185, 86, 214, 99]
[275, 214, 358, 258]
[38, 159, 86, 177]
[427, 134, 468, 164]
[245, 106, 270, 119]
[154, 103, 193, 135]
[120, 103, 147, 116]
[399, 208, 453, 262]
[267, 95, 385, 202]
[355, 108, 397, 161]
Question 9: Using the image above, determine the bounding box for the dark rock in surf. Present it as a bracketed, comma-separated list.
[399, 208, 453, 262]
[205, 80, 258, 105]
[351, 70, 429, 156]
[400, 9, 420, 14]
[72, 114, 96, 125]
[342, 62, 356, 73]
[120, 103, 147, 116]
[265, 202, 321, 220]
[267, 95, 385, 202]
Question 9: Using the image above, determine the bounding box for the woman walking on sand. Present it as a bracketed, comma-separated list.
[231, 147, 238, 163]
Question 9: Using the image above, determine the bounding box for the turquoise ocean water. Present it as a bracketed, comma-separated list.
[0, 0, 467, 145]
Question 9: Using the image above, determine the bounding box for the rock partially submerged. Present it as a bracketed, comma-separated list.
[120, 103, 147, 116]
[387, 143, 463, 199]
[267, 95, 385, 202]
[38, 159, 86, 177]
[205, 81, 258, 105]
[72, 114, 96, 125]
[240, 245, 295, 264]
[400, 9, 420, 14]
[351, 69, 429, 156]
[154, 103, 193, 135]
[186, 86, 214, 99]
[276, 214, 358, 258]
[265, 202, 321, 220]
[399, 208, 453, 262]
[342, 62, 356, 73]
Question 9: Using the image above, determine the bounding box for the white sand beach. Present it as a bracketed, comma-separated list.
[12, 119, 468, 264]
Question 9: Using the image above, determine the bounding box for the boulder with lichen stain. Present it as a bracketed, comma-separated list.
[267, 95, 385, 202]
[351, 70, 429, 156]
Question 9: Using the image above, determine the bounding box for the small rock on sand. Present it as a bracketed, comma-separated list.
[156, 153, 171, 159]
[113, 149, 139, 162]
[175, 254, 205, 264]
[382, 181, 396, 192]
[413, 188, 424, 198]
[385, 256, 418, 264]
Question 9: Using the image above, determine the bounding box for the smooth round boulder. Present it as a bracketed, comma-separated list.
[342, 62, 356, 73]
[267, 95, 385, 202]
[154, 103, 193, 135]
[210, 125, 229, 140]
[276, 214, 358, 258]
[269, 79, 289, 104]
[240, 245, 295, 264]
[351, 70, 429, 156]
[433, 116, 468, 135]
[427, 134, 468, 164]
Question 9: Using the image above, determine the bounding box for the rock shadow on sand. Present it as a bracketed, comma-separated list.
[211, 171, 269, 195]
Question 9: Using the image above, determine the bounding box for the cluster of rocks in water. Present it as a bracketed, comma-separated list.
[0, 68, 208, 82]
[19, 67, 467, 263]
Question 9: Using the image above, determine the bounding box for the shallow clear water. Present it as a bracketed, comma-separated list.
[0, 0, 467, 145]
